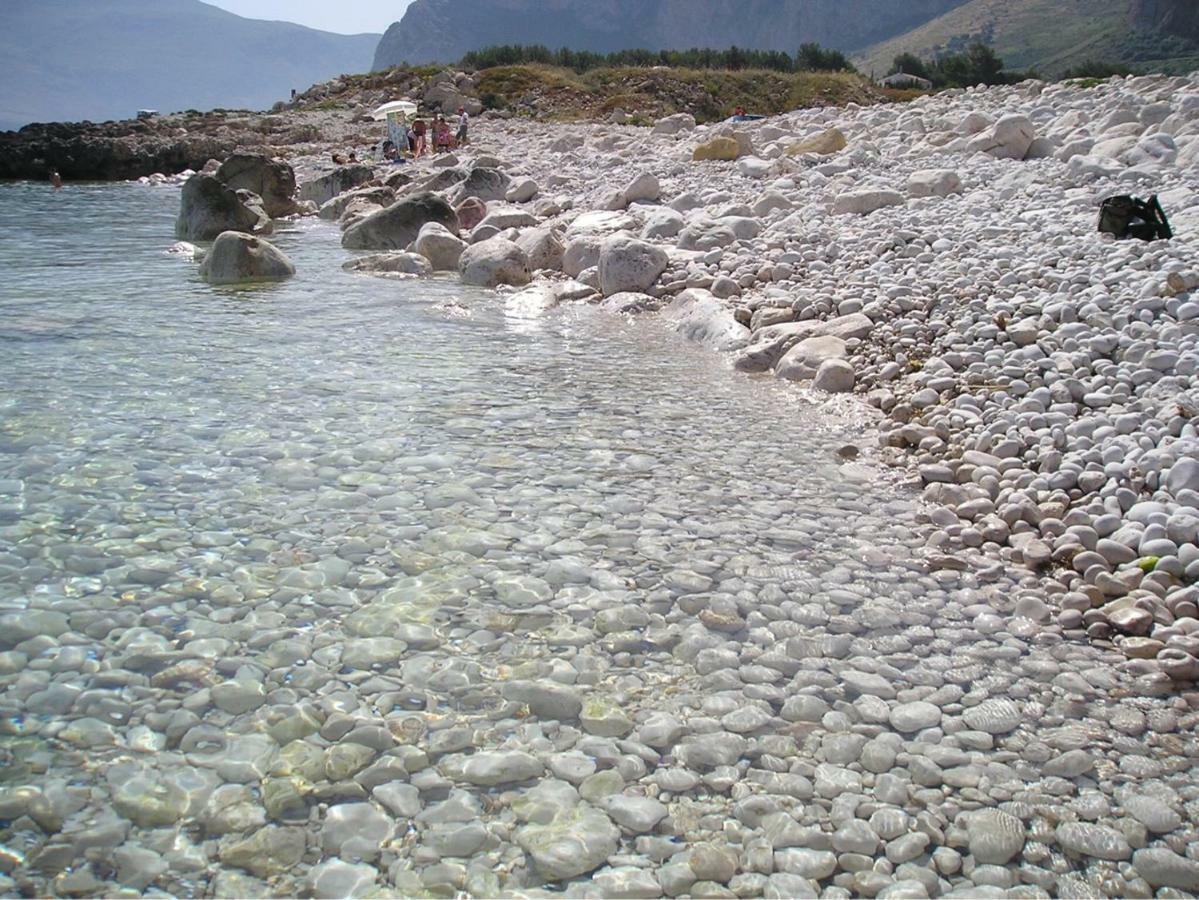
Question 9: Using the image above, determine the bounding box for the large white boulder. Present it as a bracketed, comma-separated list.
[652, 113, 697, 136]
[907, 169, 963, 199]
[458, 237, 531, 288]
[505, 178, 539, 203]
[413, 222, 466, 271]
[976, 114, 1036, 161]
[515, 227, 565, 271]
[813, 359, 856, 393]
[199, 232, 294, 285]
[622, 172, 661, 206]
[733, 313, 874, 372]
[563, 236, 603, 277]
[641, 208, 685, 240]
[597, 235, 668, 297]
[833, 190, 904, 216]
[774, 335, 848, 380]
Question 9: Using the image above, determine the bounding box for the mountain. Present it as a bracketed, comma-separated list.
[372, 0, 972, 70]
[854, 0, 1199, 78]
[0, 0, 378, 132]
[1132, 0, 1199, 42]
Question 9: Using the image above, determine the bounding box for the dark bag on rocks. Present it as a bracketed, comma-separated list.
[1098, 194, 1172, 241]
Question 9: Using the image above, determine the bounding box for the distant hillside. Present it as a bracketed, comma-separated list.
[854, 0, 1199, 77]
[0, 0, 378, 132]
[372, 0, 972, 70]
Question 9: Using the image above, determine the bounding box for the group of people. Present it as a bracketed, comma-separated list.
[383, 107, 469, 163]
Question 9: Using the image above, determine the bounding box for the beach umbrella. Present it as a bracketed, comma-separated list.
[371, 100, 418, 122]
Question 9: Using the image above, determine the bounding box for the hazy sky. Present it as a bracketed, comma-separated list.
[203, 0, 411, 35]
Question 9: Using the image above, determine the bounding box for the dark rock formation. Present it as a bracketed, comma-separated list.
[1131, 0, 1199, 42]
[341, 192, 460, 250]
[175, 174, 273, 242]
[372, 0, 970, 69]
[216, 154, 300, 218]
[0, 119, 229, 181]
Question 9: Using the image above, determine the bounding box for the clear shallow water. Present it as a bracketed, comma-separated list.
[0, 184, 1183, 899]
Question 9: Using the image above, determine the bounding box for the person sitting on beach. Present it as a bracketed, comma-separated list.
[412, 118, 427, 158]
[381, 140, 397, 161]
[456, 107, 469, 146]
[331, 152, 347, 165]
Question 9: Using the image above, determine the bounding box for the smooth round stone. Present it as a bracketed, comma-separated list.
[1116, 787, 1183, 833]
[961, 699, 1021, 735]
[774, 848, 837, 880]
[1055, 822, 1132, 860]
[309, 859, 378, 899]
[889, 701, 942, 733]
[602, 795, 668, 834]
[962, 808, 1026, 864]
[461, 751, 545, 786]
[320, 802, 394, 862]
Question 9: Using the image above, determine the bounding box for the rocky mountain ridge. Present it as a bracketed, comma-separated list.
[372, 0, 970, 69]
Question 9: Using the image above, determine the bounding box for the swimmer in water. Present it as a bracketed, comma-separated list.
[49, 169, 63, 189]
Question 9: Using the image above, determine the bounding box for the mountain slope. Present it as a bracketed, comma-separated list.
[372, 0, 971, 70]
[0, 0, 378, 131]
[853, 0, 1198, 77]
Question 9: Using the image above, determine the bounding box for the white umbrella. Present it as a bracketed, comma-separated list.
[371, 100, 418, 122]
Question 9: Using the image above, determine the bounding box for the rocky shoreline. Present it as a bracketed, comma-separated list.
[5, 71, 1199, 898]
[258, 69, 1199, 682]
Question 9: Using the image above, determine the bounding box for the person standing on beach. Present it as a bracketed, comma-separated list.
[412, 118, 427, 158]
[49, 169, 63, 189]
[456, 107, 469, 146]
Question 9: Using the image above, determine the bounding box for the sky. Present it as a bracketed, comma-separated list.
[203, 0, 411, 35]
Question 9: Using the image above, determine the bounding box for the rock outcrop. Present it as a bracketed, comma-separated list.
[175, 174, 272, 241]
[216, 155, 300, 219]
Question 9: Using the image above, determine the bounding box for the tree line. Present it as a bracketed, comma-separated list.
[889, 43, 1024, 88]
[459, 43, 856, 74]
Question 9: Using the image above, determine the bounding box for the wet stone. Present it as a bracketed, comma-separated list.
[516, 806, 620, 881]
[962, 808, 1026, 865]
[320, 802, 394, 862]
[1055, 822, 1132, 861]
[961, 699, 1022, 735]
[461, 750, 545, 786]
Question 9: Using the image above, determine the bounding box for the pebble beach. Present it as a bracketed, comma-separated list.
[4, 70, 1199, 898]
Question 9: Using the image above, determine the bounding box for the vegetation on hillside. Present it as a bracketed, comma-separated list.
[857, 0, 1199, 78]
[889, 42, 1029, 87]
[460, 43, 856, 75]
[473, 65, 876, 124]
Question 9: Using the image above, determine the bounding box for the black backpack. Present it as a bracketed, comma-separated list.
[1098, 194, 1173, 241]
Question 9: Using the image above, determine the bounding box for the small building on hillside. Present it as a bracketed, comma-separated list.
[880, 72, 933, 90]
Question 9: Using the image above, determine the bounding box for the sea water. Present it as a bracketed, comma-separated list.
[0, 183, 1130, 897]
